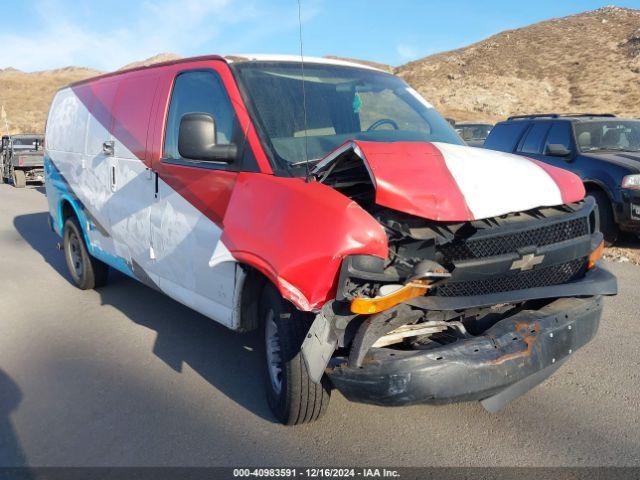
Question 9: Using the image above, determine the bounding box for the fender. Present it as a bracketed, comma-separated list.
[222, 172, 388, 311]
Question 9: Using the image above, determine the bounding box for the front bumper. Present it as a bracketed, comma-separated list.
[328, 295, 603, 408]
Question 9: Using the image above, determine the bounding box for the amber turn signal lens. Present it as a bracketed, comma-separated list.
[587, 240, 605, 270]
[350, 280, 430, 315]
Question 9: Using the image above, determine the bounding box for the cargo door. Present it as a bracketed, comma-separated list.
[82, 78, 119, 233]
[105, 72, 159, 280]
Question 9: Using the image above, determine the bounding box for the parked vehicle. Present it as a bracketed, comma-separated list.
[1, 134, 45, 187]
[484, 114, 640, 244]
[44, 55, 616, 425]
[455, 122, 493, 147]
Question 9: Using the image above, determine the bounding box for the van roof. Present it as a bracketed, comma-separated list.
[67, 54, 384, 88]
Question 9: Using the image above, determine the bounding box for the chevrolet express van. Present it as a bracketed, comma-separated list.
[45, 55, 616, 425]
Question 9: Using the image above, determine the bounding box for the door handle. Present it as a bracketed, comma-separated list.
[111, 164, 116, 191]
[103, 140, 114, 156]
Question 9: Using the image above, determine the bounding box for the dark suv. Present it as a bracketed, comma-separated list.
[484, 114, 640, 243]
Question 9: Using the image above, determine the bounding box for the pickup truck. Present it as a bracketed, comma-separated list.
[44, 55, 616, 425]
[1, 134, 45, 187]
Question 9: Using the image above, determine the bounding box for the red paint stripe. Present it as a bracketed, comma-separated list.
[529, 159, 585, 204]
[70, 59, 273, 229]
[354, 141, 475, 221]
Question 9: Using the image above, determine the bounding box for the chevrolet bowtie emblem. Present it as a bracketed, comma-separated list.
[510, 253, 545, 271]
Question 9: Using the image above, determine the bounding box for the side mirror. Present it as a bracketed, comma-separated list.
[546, 143, 571, 157]
[178, 113, 237, 163]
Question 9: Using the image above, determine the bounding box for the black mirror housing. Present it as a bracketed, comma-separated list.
[178, 113, 237, 163]
[546, 143, 572, 157]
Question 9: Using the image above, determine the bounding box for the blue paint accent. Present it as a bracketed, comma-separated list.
[91, 245, 136, 279]
[44, 155, 65, 237]
[44, 154, 135, 279]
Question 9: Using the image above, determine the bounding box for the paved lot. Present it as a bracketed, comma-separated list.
[1, 183, 639, 467]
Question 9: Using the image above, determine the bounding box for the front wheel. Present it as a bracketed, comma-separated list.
[260, 285, 330, 425]
[63, 217, 109, 289]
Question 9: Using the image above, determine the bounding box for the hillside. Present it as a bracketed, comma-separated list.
[118, 53, 182, 71]
[0, 67, 102, 134]
[396, 6, 640, 122]
[1, 7, 639, 133]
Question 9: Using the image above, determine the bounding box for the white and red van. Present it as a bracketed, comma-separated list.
[45, 55, 616, 425]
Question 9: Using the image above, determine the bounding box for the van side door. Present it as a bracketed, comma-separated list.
[104, 72, 160, 277]
[149, 67, 246, 327]
[80, 79, 120, 257]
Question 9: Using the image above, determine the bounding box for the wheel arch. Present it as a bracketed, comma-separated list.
[234, 263, 270, 332]
[233, 260, 319, 332]
[57, 196, 90, 246]
[583, 179, 614, 201]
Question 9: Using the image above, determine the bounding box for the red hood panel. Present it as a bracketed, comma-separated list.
[319, 141, 585, 222]
[356, 141, 474, 221]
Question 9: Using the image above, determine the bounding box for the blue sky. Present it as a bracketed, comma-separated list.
[1, 0, 639, 72]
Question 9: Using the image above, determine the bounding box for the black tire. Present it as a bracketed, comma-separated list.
[63, 217, 109, 289]
[12, 169, 26, 188]
[260, 284, 330, 425]
[589, 190, 618, 246]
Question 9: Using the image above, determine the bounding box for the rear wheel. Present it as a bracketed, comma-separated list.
[12, 169, 25, 188]
[260, 284, 330, 425]
[63, 217, 109, 289]
[589, 190, 618, 246]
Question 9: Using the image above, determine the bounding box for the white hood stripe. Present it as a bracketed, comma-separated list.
[433, 142, 564, 220]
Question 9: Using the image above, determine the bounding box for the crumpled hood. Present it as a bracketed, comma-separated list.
[314, 141, 585, 222]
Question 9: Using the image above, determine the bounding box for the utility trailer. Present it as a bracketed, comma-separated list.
[1, 134, 45, 187]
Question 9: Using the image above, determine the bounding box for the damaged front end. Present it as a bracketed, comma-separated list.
[302, 142, 617, 411]
[328, 296, 602, 410]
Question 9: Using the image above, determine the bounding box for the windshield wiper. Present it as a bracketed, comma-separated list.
[290, 158, 321, 166]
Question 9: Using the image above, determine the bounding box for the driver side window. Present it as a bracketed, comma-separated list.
[544, 123, 572, 154]
[163, 70, 237, 160]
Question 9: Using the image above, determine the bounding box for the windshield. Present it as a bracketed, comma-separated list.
[234, 62, 463, 174]
[575, 121, 640, 153]
[455, 124, 493, 141]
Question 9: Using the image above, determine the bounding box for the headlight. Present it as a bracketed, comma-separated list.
[621, 174, 640, 189]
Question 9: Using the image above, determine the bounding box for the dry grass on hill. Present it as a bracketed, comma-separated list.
[396, 6, 640, 122]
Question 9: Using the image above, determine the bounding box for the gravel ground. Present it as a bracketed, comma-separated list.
[605, 238, 640, 265]
[1, 184, 639, 467]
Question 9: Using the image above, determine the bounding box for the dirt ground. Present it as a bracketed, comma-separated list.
[604, 235, 640, 265]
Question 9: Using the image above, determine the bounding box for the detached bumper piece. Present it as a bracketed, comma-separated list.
[328, 296, 603, 409]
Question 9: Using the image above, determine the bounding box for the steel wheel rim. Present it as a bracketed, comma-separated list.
[265, 309, 283, 394]
[67, 231, 83, 278]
